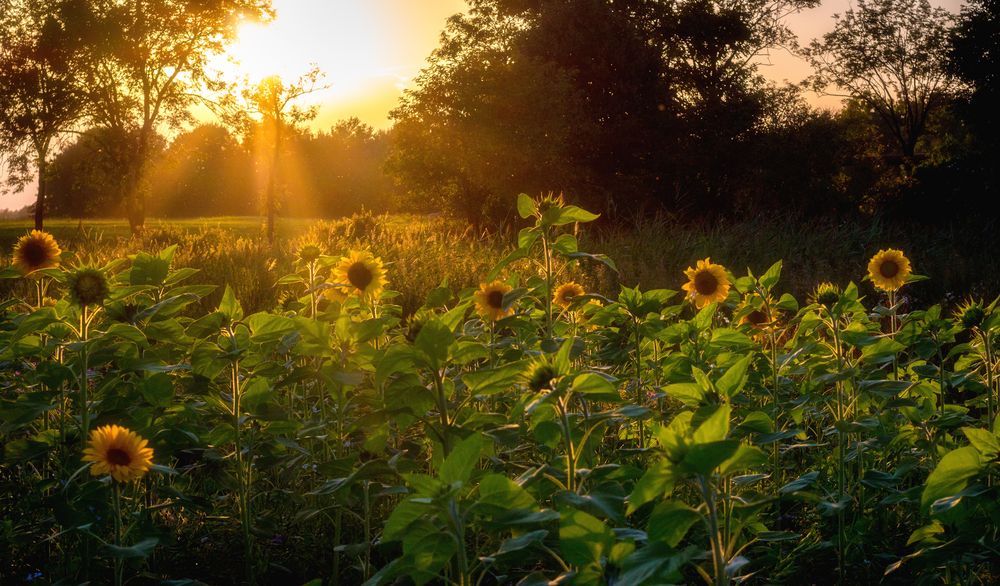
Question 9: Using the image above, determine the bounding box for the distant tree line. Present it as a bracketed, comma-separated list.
[1, 0, 997, 228]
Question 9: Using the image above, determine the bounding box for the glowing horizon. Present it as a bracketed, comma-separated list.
[2, 0, 964, 211]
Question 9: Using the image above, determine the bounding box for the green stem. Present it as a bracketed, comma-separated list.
[559, 396, 576, 492]
[113, 482, 123, 586]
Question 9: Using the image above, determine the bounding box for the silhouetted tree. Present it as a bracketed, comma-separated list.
[389, 0, 821, 223]
[47, 126, 164, 218]
[0, 0, 85, 228]
[948, 0, 999, 202]
[83, 0, 273, 232]
[805, 0, 958, 170]
[146, 124, 254, 217]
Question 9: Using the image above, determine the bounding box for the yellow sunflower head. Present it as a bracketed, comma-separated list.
[738, 306, 771, 329]
[66, 267, 110, 307]
[810, 282, 842, 309]
[474, 280, 514, 321]
[681, 258, 731, 308]
[332, 250, 387, 299]
[867, 249, 912, 292]
[82, 424, 154, 483]
[12, 230, 62, 275]
[553, 282, 585, 310]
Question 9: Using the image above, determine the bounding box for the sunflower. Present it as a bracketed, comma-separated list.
[739, 306, 771, 329]
[553, 282, 585, 310]
[954, 298, 986, 330]
[12, 230, 61, 275]
[331, 250, 386, 299]
[474, 281, 513, 321]
[66, 267, 110, 306]
[296, 242, 323, 264]
[867, 249, 912, 292]
[82, 424, 154, 483]
[525, 359, 560, 392]
[681, 258, 731, 308]
[810, 282, 842, 309]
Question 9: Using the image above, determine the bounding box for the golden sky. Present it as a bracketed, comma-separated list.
[2, 0, 965, 210]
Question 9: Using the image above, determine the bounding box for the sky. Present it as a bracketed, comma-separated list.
[1, 0, 964, 211]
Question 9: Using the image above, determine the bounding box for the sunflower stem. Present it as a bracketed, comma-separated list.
[112, 481, 123, 586]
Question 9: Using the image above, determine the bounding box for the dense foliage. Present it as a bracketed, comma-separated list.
[2, 197, 999, 584]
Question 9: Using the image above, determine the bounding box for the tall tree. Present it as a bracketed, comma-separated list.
[221, 67, 324, 241]
[84, 0, 272, 232]
[0, 0, 85, 229]
[805, 0, 958, 169]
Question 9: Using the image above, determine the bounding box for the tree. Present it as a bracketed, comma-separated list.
[221, 67, 324, 241]
[948, 0, 1000, 201]
[388, 0, 821, 222]
[146, 124, 254, 217]
[805, 0, 958, 168]
[83, 0, 273, 232]
[0, 0, 85, 229]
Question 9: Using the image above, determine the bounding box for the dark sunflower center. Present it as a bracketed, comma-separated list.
[21, 241, 48, 267]
[747, 310, 768, 325]
[487, 290, 504, 309]
[694, 270, 719, 296]
[879, 260, 899, 278]
[347, 262, 373, 290]
[107, 448, 131, 466]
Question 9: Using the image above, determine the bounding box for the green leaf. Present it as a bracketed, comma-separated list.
[140, 373, 174, 408]
[130, 248, 174, 286]
[572, 372, 617, 398]
[552, 233, 578, 255]
[627, 459, 676, 514]
[477, 473, 536, 510]
[439, 433, 483, 485]
[414, 318, 454, 371]
[760, 260, 782, 289]
[463, 362, 528, 396]
[962, 427, 1000, 458]
[218, 285, 243, 322]
[104, 537, 159, 559]
[692, 404, 731, 444]
[647, 501, 701, 546]
[382, 500, 428, 542]
[495, 530, 548, 556]
[718, 445, 768, 476]
[517, 193, 537, 219]
[681, 440, 740, 476]
[715, 356, 751, 399]
[559, 508, 614, 566]
[664, 383, 703, 408]
[553, 205, 599, 225]
[780, 471, 819, 494]
[618, 541, 694, 585]
[921, 446, 984, 515]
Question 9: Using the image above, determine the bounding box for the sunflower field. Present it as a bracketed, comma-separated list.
[1, 195, 999, 585]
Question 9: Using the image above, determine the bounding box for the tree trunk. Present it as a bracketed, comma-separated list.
[265, 120, 282, 244]
[125, 135, 148, 234]
[34, 157, 46, 230]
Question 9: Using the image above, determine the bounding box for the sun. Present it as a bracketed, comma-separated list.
[221, 4, 385, 97]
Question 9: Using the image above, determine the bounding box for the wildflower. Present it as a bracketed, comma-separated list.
[331, 250, 386, 299]
[82, 425, 154, 483]
[474, 281, 513, 321]
[66, 267, 109, 306]
[681, 258, 731, 308]
[867, 249, 912, 292]
[12, 230, 61, 275]
[553, 282, 585, 310]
